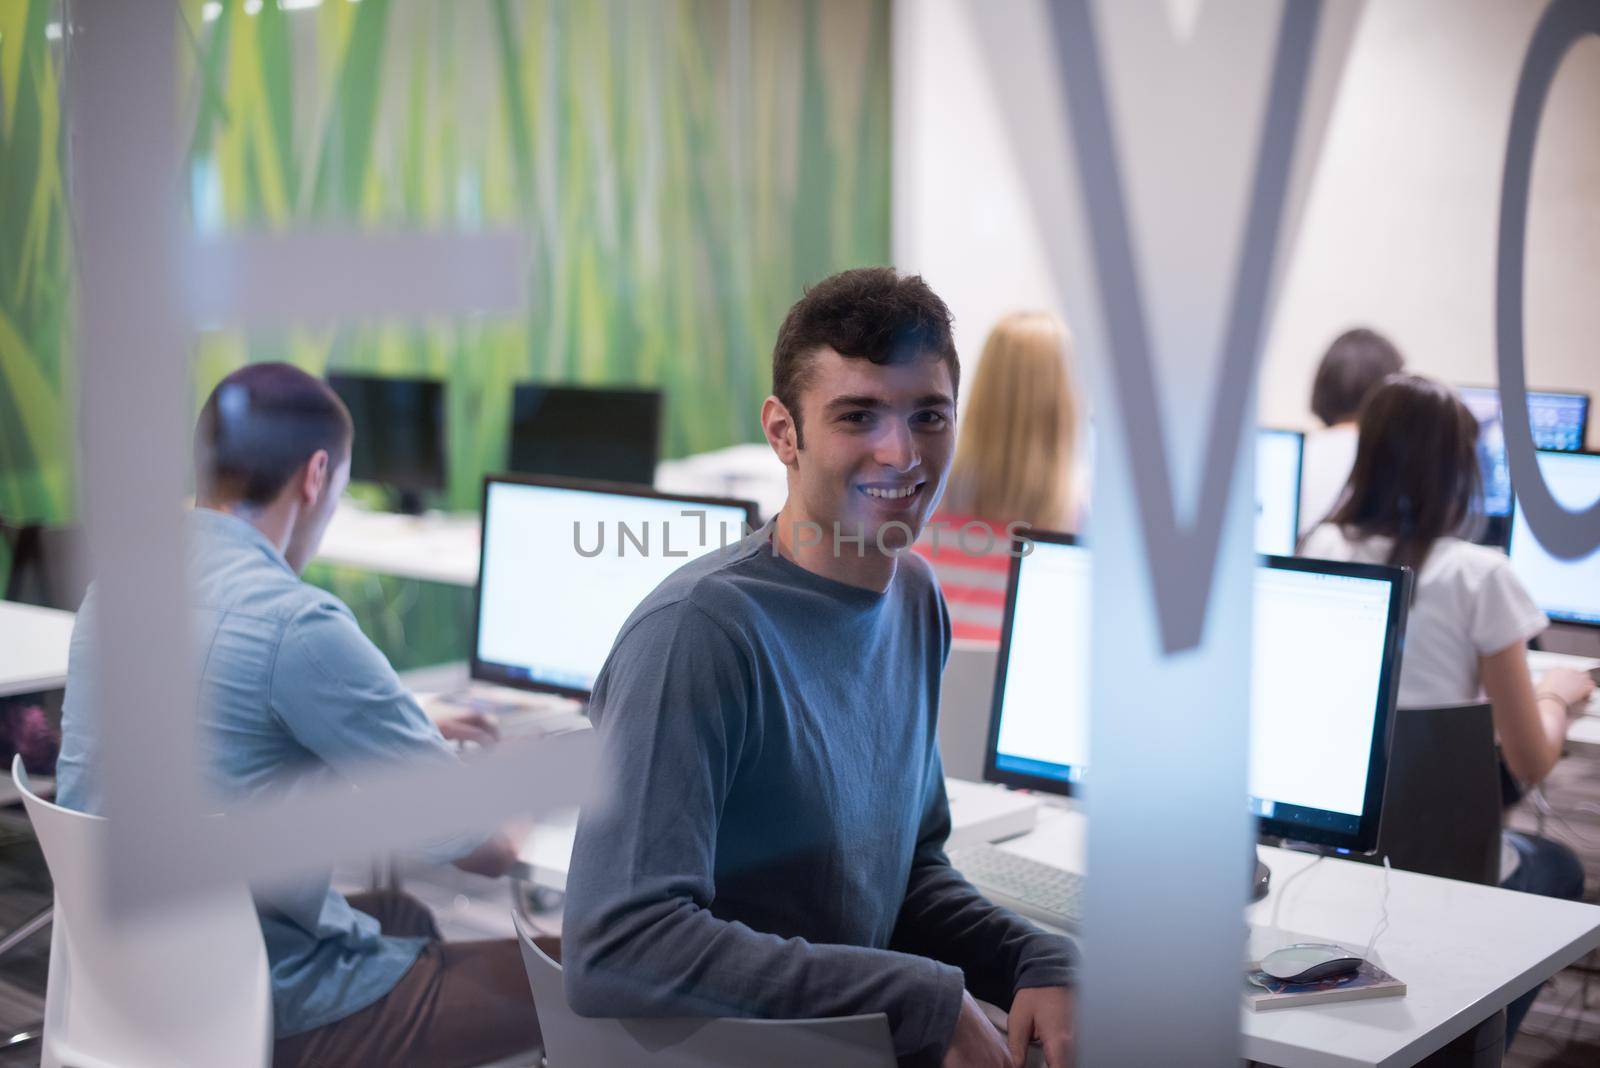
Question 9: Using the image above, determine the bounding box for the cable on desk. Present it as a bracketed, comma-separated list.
[1361, 855, 1391, 963]
[1268, 853, 1324, 933]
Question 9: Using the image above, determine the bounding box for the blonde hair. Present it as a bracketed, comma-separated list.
[942, 311, 1080, 530]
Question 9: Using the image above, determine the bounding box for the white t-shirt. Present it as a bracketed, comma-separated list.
[1299, 526, 1548, 707]
[1298, 424, 1359, 535]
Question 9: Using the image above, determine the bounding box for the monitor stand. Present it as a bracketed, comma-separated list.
[1250, 847, 1271, 903]
[392, 488, 427, 516]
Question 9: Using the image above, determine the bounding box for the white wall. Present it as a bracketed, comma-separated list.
[891, 0, 1061, 392]
[894, 0, 1600, 445]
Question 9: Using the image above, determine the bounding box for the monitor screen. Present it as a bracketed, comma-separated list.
[473, 476, 757, 697]
[1507, 450, 1600, 628]
[328, 373, 446, 494]
[1457, 386, 1590, 517]
[986, 534, 1407, 850]
[1255, 428, 1304, 556]
[509, 383, 663, 487]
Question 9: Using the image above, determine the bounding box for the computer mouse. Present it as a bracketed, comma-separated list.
[1259, 942, 1363, 983]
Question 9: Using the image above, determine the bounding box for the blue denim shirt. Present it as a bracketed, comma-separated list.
[57, 508, 479, 1037]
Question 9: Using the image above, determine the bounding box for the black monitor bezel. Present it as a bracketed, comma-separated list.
[1506, 448, 1600, 631]
[982, 528, 1412, 854]
[507, 381, 665, 487]
[469, 472, 760, 699]
[1257, 426, 1305, 555]
[326, 371, 449, 494]
[1456, 383, 1591, 449]
[1457, 384, 1591, 519]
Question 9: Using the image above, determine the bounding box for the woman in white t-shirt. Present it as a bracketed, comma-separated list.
[1298, 327, 1404, 536]
[1300, 374, 1593, 1045]
[1301, 374, 1593, 782]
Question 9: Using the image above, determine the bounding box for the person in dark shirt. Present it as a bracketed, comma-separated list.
[562, 268, 1076, 1068]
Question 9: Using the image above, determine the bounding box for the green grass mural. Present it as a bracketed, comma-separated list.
[2, 0, 889, 666]
[0, 0, 72, 529]
[1, 0, 890, 522]
[183, 0, 891, 512]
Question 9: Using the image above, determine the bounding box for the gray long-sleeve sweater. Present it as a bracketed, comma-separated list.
[562, 525, 1075, 1065]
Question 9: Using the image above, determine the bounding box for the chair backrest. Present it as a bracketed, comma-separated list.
[938, 639, 999, 782]
[13, 756, 273, 1068]
[1362, 704, 1502, 885]
[511, 910, 895, 1068]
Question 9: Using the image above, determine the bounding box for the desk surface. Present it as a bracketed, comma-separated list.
[316, 505, 481, 587]
[518, 791, 1600, 1068]
[994, 804, 1600, 1068]
[317, 446, 788, 586]
[0, 601, 75, 698]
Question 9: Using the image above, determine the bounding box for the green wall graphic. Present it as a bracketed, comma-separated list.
[1, 0, 889, 665]
[1, 0, 890, 521]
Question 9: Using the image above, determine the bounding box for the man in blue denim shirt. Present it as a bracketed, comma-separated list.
[57, 363, 545, 1067]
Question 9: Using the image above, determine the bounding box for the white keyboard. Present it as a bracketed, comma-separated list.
[431, 688, 587, 739]
[948, 843, 1085, 931]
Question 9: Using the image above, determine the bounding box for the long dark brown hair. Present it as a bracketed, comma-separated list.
[1323, 374, 1481, 572]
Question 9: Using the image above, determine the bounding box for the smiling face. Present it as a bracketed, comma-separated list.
[768, 346, 955, 563]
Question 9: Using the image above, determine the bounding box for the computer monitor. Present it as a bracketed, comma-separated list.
[1507, 450, 1600, 629]
[984, 532, 1409, 853]
[508, 383, 664, 487]
[1255, 428, 1304, 556]
[472, 475, 758, 698]
[1457, 386, 1590, 519]
[327, 372, 447, 514]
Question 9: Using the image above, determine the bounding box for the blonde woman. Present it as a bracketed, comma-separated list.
[915, 311, 1083, 641]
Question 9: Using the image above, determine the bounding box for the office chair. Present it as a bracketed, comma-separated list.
[937, 639, 1000, 782]
[1356, 704, 1505, 1068]
[1362, 703, 1502, 885]
[13, 756, 273, 1068]
[512, 909, 895, 1068]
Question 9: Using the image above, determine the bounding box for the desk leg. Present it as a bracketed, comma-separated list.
[1419, 1009, 1504, 1068]
[369, 854, 404, 894]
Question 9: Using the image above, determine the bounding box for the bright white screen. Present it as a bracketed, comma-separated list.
[1508, 451, 1600, 626]
[994, 544, 1092, 779]
[994, 540, 1393, 818]
[476, 482, 751, 691]
[1255, 429, 1303, 556]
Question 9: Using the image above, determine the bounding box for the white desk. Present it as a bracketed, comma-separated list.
[517, 791, 1600, 1068]
[314, 446, 787, 587]
[1001, 804, 1600, 1068]
[654, 443, 788, 521]
[0, 601, 75, 697]
[315, 505, 481, 587]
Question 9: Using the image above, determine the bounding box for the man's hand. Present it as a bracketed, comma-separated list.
[942, 990, 1014, 1068]
[437, 709, 501, 746]
[452, 829, 519, 878]
[1007, 986, 1075, 1068]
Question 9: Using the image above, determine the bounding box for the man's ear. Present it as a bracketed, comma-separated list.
[761, 396, 800, 467]
[300, 449, 331, 505]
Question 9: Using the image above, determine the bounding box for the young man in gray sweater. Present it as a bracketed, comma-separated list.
[562, 268, 1076, 1067]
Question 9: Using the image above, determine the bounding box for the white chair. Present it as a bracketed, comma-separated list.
[13, 755, 273, 1068]
[938, 639, 1000, 782]
[512, 909, 895, 1068]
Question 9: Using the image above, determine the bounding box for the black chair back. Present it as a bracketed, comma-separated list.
[1360, 703, 1501, 885]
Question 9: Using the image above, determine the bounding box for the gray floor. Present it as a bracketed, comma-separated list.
[1503, 749, 1600, 1068]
